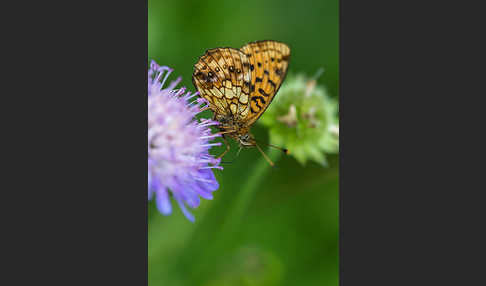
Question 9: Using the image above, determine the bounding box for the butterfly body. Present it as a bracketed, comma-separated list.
[213, 112, 254, 147]
[192, 40, 290, 153]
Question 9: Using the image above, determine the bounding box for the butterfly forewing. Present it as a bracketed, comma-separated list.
[239, 40, 290, 126]
[192, 47, 252, 120]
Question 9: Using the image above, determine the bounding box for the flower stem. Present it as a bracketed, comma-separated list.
[219, 147, 282, 237]
[179, 147, 283, 282]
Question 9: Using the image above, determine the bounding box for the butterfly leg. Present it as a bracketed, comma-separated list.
[217, 129, 236, 135]
[216, 134, 231, 159]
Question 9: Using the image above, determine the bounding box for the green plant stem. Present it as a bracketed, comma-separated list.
[219, 147, 282, 238]
[177, 147, 282, 283]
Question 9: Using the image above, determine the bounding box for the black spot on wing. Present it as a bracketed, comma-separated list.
[251, 96, 266, 108]
[254, 95, 266, 104]
[258, 88, 270, 97]
[268, 79, 276, 90]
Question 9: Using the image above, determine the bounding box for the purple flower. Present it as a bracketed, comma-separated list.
[148, 60, 222, 222]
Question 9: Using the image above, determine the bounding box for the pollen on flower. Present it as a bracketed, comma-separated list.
[302, 107, 320, 128]
[277, 104, 298, 127]
[148, 60, 222, 222]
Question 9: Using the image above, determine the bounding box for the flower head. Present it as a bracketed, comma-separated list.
[259, 73, 339, 166]
[148, 60, 222, 221]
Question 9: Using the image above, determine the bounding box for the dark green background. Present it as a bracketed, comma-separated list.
[149, 0, 339, 285]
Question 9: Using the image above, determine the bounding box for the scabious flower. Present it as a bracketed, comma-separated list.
[259, 73, 339, 166]
[148, 60, 222, 222]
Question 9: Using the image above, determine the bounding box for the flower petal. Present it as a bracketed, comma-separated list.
[147, 61, 222, 221]
[174, 195, 195, 222]
[195, 169, 219, 192]
[155, 186, 172, 215]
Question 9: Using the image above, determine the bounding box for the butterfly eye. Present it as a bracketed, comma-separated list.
[208, 72, 213, 78]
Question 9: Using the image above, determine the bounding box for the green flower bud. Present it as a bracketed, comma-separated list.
[259, 73, 339, 166]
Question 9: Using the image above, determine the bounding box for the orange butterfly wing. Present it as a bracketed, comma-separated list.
[192, 47, 252, 121]
[192, 40, 290, 128]
[239, 40, 290, 126]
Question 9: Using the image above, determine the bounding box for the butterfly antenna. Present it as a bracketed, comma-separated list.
[255, 143, 275, 167]
[254, 139, 290, 155]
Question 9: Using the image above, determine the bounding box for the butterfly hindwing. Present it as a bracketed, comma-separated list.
[239, 40, 290, 126]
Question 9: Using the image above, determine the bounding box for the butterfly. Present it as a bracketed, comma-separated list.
[192, 40, 290, 166]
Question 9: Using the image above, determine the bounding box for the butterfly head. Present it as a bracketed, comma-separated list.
[238, 133, 256, 147]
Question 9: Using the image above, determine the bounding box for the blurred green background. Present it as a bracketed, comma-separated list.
[148, 0, 339, 285]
